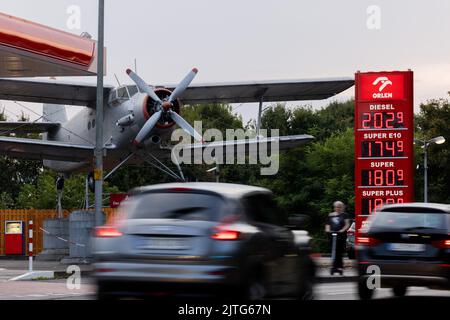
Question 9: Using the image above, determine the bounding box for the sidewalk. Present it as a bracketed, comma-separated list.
[312, 256, 358, 283]
[0, 258, 93, 278]
[312, 256, 356, 268]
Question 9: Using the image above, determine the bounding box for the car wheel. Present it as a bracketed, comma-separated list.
[297, 255, 315, 300]
[393, 285, 408, 297]
[357, 278, 374, 300]
[240, 268, 267, 300]
[297, 276, 314, 300]
[97, 282, 116, 301]
[245, 278, 267, 300]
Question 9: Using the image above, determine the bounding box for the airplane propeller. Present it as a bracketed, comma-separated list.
[126, 68, 202, 145]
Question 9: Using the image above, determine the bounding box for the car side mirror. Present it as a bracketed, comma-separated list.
[287, 214, 310, 230]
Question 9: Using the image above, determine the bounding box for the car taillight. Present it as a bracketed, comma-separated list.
[431, 239, 450, 249]
[357, 236, 380, 246]
[211, 228, 240, 240]
[95, 226, 123, 238]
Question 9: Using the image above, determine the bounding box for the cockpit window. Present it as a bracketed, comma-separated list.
[127, 85, 139, 97]
[109, 85, 139, 106]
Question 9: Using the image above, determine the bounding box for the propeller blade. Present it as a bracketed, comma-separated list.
[169, 68, 198, 103]
[169, 110, 203, 142]
[126, 69, 162, 103]
[133, 110, 162, 145]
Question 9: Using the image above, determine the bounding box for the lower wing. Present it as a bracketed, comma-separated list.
[0, 136, 95, 162]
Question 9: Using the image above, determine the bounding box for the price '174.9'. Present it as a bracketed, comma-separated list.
[361, 140, 405, 157]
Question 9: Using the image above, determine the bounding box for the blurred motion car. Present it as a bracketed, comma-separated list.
[356, 203, 450, 299]
[346, 221, 356, 259]
[93, 183, 316, 300]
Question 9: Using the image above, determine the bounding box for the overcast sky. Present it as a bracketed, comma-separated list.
[1, 0, 450, 123]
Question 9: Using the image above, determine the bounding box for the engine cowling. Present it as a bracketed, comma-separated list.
[130, 89, 181, 130]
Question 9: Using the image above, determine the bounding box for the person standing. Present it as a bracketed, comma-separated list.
[325, 201, 351, 275]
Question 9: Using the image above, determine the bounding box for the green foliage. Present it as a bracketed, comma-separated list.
[414, 98, 450, 203]
[182, 103, 244, 133]
[16, 171, 119, 209]
[0, 192, 14, 209]
[0, 107, 43, 201]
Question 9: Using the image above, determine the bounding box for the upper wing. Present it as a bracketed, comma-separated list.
[0, 77, 353, 108]
[0, 122, 60, 135]
[0, 78, 113, 107]
[165, 78, 355, 104]
[0, 136, 95, 161]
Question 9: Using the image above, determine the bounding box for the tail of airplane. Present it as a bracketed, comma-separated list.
[43, 104, 67, 123]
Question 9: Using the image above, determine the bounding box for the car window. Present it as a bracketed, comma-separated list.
[370, 212, 448, 230]
[124, 192, 225, 221]
[243, 193, 286, 226]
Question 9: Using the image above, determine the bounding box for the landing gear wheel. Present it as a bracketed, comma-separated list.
[87, 172, 95, 193]
[393, 285, 408, 297]
[357, 278, 374, 300]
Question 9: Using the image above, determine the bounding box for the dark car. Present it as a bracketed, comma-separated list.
[93, 183, 315, 300]
[356, 203, 450, 299]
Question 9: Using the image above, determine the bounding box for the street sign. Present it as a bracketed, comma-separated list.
[109, 193, 129, 208]
[354, 71, 415, 233]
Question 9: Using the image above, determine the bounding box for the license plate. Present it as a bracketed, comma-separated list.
[387, 243, 426, 252]
[137, 238, 188, 250]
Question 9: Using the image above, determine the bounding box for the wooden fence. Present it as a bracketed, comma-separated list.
[0, 209, 117, 256]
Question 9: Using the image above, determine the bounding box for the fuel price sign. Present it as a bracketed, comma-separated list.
[355, 71, 414, 233]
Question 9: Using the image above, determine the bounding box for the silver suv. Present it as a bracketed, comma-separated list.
[93, 183, 315, 300]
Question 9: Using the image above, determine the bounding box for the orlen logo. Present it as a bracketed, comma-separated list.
[373, 77, 393, 95]
[359, 73, 405, 101]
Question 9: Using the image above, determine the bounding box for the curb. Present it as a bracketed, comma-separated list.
[9, 271, 55, 281]
[54, 270, 93, 278]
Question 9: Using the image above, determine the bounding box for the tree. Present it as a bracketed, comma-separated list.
[16, 171, 119, 209]
[414, 98, 450, 203]
[0, 108, 43, 202]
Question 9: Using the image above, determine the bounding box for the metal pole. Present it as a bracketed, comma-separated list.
[28, 220, 33, 272]
[57, 190, 63, 219]
[257, 97, 263, 139]
[424, 143, 428, 203]
[94, 0, 105, 227]
[85, 176, 89, 209]
[216, 163, 220, 183]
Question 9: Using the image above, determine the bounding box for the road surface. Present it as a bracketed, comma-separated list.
[1, 267, 450, 300]
[315, 282, 450, 300]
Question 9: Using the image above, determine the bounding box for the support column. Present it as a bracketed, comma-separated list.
[94, 0, 105, 227]
[257, 97, 264, 139]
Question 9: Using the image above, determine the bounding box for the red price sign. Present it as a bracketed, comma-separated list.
[354, 71, 414, 233]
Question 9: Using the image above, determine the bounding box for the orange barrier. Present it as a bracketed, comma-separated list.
[0, 209, 117, 256]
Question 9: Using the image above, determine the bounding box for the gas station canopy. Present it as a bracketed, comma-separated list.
[0, 12, 100, 78]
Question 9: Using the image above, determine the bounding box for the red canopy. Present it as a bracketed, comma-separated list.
[0, 12, 101, 77]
